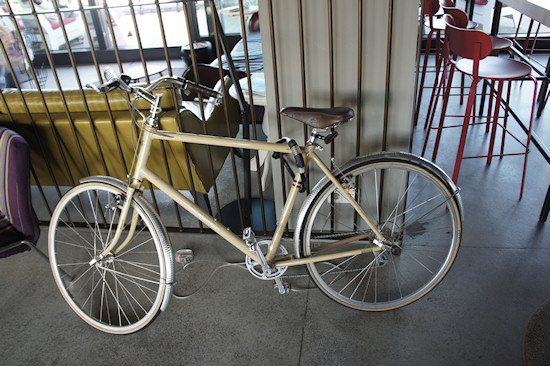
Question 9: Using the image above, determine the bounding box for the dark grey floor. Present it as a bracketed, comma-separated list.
[2, 65, 550, 365]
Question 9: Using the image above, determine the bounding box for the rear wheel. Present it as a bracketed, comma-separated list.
[299, 157, 461, 310]
[49, 182, 169, 334]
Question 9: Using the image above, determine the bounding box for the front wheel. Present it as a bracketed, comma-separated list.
[298, 154, 462, 311]
[48, 181, 171, 334]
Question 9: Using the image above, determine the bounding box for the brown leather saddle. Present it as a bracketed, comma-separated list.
[280, 107, 354, 129]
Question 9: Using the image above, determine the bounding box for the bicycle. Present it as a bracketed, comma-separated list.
[48, 69, 463, 334]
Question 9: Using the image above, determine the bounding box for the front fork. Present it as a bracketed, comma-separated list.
[88, 186, 141, 266]
[90, 124, 156, 266]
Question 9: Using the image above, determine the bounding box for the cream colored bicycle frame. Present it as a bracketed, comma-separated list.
[97, 123, 385, 268]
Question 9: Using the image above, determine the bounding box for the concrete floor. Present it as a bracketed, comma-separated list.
[2, 66, 550, 365]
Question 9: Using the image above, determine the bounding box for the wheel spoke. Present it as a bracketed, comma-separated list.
[49, 183, 168, 334]
[302, 158, 461, 310]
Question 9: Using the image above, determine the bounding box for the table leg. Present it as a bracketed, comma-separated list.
[466, 0, 475, 20]
[536, 59, 550, 118]
[539, 184, 550, 222]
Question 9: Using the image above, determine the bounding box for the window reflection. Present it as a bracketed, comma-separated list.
[212, 0, 258, 35]
[0, 0, 260, 89]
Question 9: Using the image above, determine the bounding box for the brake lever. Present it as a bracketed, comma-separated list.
[85, 83, 101, 94]
[85, 79, 120, 94]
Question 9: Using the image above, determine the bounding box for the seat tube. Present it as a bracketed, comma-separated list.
[265, 172, 303, 262]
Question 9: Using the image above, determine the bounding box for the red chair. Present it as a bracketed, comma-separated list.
[414, 0, 446, 127]
[422, 7, 513, 134]
[428, 15, 537, 199]
[439, 0, 512, 55]
[439, 0, 477, 28]
[443, 6, 513, 113]
[442, 6, 512, 55]
[415, 0, 477, 127]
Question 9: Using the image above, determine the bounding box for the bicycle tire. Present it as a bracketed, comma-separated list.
[297, 152, 462, 311]
[48, 181, 172, 334]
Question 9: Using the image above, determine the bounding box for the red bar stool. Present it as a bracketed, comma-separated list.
[439, 0, 477, 28]
[414, 0, 446, 127]
[415, 0, 479, 127]
[429, 15, 537, 199]
[422, 7, 513, 135]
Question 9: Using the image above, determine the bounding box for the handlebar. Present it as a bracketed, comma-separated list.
[183, 81, 220, 99]
[86, 67, 222, 103]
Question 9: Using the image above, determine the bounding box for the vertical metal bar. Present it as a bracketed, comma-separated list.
[77, 0, 129, 178]
[356, 0, 363, 157]
[50, 2, 112, 225]
[154, 0, 184, 231]
[0, 67, 52, 216]
[267, 0, 287, 208]
[122, 0, 162, 217]
[30, 166, 52, 218]
[237, 0, 267, 234]
[181, 3, 214, 231]
[327, 0, 335, 232]
[491, 1, 502, 36]
[14, 6, 89, 187]
[297, 0, 307, 140]
[0, 4, 98, 225]
[0, 2, 77, 200]
[209, 0, 252, 229]
[328, 0, 334, 110]
[154, 1, 173, 75]
[102, 2, 124, 73]
[382, 0, 394, 151]
[210, 5, 245, 231]
[378, 0, 395, 222]
[128, 0, 149, 84]
[52, 0, 110, 177]
[354, 0, 364, 227]
[296, 0, 311, 197]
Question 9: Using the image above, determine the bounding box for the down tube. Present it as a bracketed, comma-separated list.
[140, 167, 260, 263]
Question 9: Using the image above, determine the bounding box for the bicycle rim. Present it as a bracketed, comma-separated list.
[48, 183, 168, 334]
[300, 160, 461, 311]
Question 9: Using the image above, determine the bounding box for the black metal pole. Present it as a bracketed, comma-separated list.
[208, 0, 252, 228]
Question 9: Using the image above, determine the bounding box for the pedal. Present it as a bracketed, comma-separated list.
[243, 227, 256, 251]
[274, 278, 291, 295]
[175, 249, 194, 265]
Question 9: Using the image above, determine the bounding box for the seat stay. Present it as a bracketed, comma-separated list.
[308, 152, 386, 243]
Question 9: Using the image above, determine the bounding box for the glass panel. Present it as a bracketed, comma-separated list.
[0, 0, 35, 88]
[197, 0, 208, 37]
[496, 6, 550, 37]
[214, 0, 258, 34]
[105, 0, 190, 49]
[197, 0, 259, 37]
[527, 0, 550, 11]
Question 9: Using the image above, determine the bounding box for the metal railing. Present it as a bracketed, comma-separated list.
[0, 0, 418, 234]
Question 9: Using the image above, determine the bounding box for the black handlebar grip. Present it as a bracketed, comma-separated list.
[185, 82, 221, 99]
